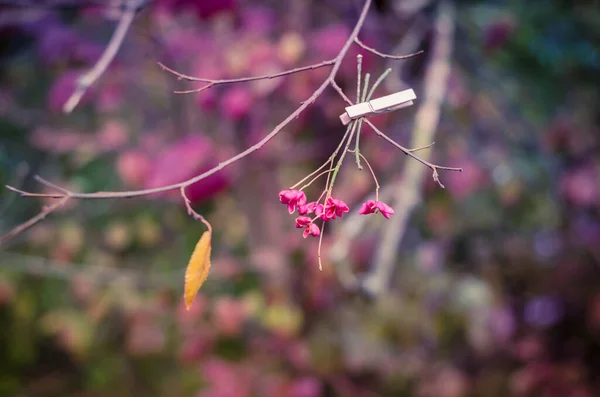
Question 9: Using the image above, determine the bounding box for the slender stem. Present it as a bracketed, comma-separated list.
[354, 67, 392, 169]
[317, 220, 326, 271]
[299, 170, 333, 191]
[356, 54, 363, 104]
[159, 58, 335, 86]
[355, 37, 425, 60]
[180, 186, 212, 233]
[328, 120, 359, 197]
[354, 55, 363, 168]
[291, 120, 356, 191]
[361, 74, 370, 103]
[290, 158, 332, 190]
[365, 119, 462, 172]
[367, 68, 392, 101]
[354, 73, 369, 169]
[316, 187, 329, 204]
[324, 121, 356, 182]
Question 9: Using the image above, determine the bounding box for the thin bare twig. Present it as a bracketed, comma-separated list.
[0, 197, 69, 245]
[62, 0, 141, 113]
[409, 142, 435, 152]
[355, 37, 424, 60]
[3, 0, 375, 244]
[34, 175, 71, 195]
[159, 59, 336, 94]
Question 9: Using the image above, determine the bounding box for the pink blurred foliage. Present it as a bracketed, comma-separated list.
[256, 374, 290, 397]
[288, 376, 322, 397]
[512, 335, 543, 362]
[37, 24, 78, 64]
[177, 294, 206, 328]
[179, 328, 216, 364]
[311, 24, 349, 60]
[195, 87, 219, 111]
[117, 149, 152, 187]
[213, 296, 248, 336]
[31, 127, 86, 155]
[139, 135, 230, 203]
[510, 360, 591, 397]
[126, 309, 167, 356]
[199, 358, 254, 397]
[211, 255, 244, 279]
[157, 0, 237, 20]
[310, 25, 375, 76]
[97, 119, 129, 150]
[221, 87, 254, 120]
[31, 119, 128, 157]
[544, 117, 600, 157]
[489, 305, 516, 344]
[36, 22, 102, 66]
[483, 18, 516, 53]
[285, 341, 312, 370]
[97, 82, 125, 112]
[240, 6, 276, 36]
[69, 275, 97, 305]
[571, 216, 600, 251]
[560, 164, 599, 207]
[444, 157, 488, 199]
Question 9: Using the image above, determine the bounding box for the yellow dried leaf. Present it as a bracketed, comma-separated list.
[184, 231, 212, 310]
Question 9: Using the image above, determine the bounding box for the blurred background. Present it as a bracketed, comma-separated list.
[1, 0, 600, 396]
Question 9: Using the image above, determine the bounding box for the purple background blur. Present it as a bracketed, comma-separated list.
[1, 1, 599, 396]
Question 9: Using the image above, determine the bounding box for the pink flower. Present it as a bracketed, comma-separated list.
[221, 87, 253, 121]
[298, 201, 324, 216]
[303, 223, 320, 239]
[358, 200, 395, 219]
[323, 197, 349, 220]
[279, 189, 307, 214]
[295, 216, 312, 228]
[295, 217, 320, 238]
[145, 135, 229, 203]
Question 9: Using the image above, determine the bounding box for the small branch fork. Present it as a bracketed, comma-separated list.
[158, 59, 336, 94]
[1, 0, 440, 245]
[355, 37, 425, 60]
[330, 80, 461, 185]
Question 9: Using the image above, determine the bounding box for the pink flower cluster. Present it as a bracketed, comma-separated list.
[279, 189, 394, 239]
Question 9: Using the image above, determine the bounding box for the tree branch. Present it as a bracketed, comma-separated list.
[2, 0, 375, 243]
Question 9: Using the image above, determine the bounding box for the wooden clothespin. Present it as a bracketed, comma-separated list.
[339, 89, 416, 125]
